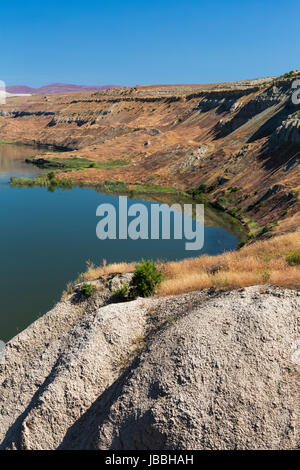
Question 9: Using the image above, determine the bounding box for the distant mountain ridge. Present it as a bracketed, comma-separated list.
[6, 83, 121, 94]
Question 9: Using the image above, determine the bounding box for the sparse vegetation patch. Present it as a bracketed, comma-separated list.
[286, 250, 300, 266]
[112, 260, 163, 301]
[80, 282, 97, 297]
[26, 156, 130, 171]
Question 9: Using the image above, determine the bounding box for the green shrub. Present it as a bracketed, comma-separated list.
[286, 250, 300, 266]
[112, 282, 129, 302]
[47, 171, 56, 180]
[228, 186, 242, 193]
[196, 183, 207, 193]
[247, 202, 255, 211]
[190, 184, 208, 201]
[228, 206, 240, 217]
[130, 259, 163, 298]
[111, 261, 163, 302]
[80, 282, 97, 297]
[206, 182, 218, 193]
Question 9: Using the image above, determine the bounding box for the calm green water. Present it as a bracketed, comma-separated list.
[0, 144, 238, 341]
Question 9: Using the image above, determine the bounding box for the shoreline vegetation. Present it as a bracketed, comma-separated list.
[0, 140, 72, 151]
[16, 155, 186, 194]
[10, 155, 194, 196]
[25, 156, 131, 170]
[0, 140, 23, 145]
[10, 157, 268, 245]
[25, 156, 280, 242]
[76, 231, 300, 297]
[3, 147, 298, 304]
[9, 173, 185, 196]
[10, 171, 251, 242]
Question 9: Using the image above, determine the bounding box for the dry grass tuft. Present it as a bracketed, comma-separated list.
[83, 259, 136, 280]
[80, 231, 300, 296]
[158, 230, 300, 295]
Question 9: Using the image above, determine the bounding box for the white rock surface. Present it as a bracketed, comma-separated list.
[0, 285, 299, 450]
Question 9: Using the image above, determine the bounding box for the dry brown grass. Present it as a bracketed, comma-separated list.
[82, 231, 300, 296]
[82, 259, 136, 280]
[158, 231, 300, 295]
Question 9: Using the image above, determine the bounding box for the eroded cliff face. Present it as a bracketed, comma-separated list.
[271, 117, 300, 146]
[0, 285, 299, 450]
[0, 75, 299, 233]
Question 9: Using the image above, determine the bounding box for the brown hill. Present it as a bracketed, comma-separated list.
[0, 74, 300, 236]
[6, 83, 120, 94]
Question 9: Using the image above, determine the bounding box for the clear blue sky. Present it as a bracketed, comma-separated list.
[1, 0, 299, 87]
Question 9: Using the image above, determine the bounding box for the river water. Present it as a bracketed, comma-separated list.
[0, 144, 238, 341]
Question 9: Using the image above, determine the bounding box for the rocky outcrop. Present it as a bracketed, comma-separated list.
[172, 145, 209, 171]
[214, 81, 296, 139]
[0, 110, 55, 118]
[270, 117, 300, 146]
[259, 184, 283, 201]
[0, 285, 299, 450]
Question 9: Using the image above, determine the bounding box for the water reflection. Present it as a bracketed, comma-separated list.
[0, 144, 45, 180]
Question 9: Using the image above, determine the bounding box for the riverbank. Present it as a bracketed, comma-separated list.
[9, 168, 264, 245]
[79, 230, 300, 294]
[1, 140, 244, 342]
[1, 76, 299, 238]
[9, 172, 188, 196]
